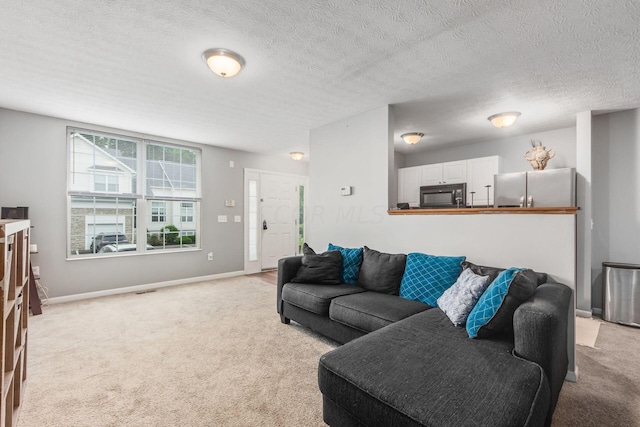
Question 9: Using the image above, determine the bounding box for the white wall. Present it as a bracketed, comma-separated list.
[308, 106, 577, 375]
[591, 109, 640, 310]
[0, 108, 308, 298]
[404, 127, 577, 172]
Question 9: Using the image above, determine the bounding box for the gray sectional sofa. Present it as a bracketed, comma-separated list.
[277, 251, 572, 427]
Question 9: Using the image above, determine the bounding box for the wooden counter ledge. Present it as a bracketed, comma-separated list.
[387, 207, 579, 215]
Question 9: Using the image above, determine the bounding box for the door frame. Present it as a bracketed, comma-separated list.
[243, 168, 308, 274]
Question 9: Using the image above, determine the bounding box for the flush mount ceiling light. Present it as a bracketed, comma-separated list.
[202, 48, 245, 78]
[290, 152, 304, 161]
[488, 111, 521, 128]
[400, 132, 424, 145]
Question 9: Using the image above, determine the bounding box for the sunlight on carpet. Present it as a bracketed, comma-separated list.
[575, 316, 601, 348]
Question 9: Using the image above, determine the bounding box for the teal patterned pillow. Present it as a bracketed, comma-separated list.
[437, 268, 491, 326]
[466, 267, 538, 338]
[399, 253, 466, 307]
[327, 243, 363, 285]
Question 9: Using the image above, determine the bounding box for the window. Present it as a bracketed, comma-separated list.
[151, 201, 166, 222]
[67, 129, 201, 257]
[94, 174, 119, 193]
[181, 202, 194, 222]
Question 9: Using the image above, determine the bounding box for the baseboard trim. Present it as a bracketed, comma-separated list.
[48, 271, 245, 304]
[566, 368, 578, 383]
[592, 308, 602, 315]
[576, 309, 593, 318]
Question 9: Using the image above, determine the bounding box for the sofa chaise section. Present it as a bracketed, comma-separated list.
[318, 282, 571, 427]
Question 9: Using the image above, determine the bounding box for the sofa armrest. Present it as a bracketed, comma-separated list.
[513, 282, 572, 419]
[277, 256, 302, 315]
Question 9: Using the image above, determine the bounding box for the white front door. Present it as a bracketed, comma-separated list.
[260, 174, 297, 270]
[244, 170, 306, 273]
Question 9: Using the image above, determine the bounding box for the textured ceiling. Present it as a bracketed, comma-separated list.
[1, 0, 639, 158]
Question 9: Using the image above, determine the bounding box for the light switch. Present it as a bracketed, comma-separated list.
[218, 215, 228, 223]
[229, 161, 234, 168]
[225, 199, 235, 207]
[234, 215, 242, 223]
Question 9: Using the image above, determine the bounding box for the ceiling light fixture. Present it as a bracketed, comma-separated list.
[400, 132, 424, 145]
[488, 111, 521, 128]
[290, 152, 304, 161]
[202, 48, 245, 78]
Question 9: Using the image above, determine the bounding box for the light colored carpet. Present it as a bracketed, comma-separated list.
[18, 276, 640, 426]
[575, 316, 602, 348]
[553, 320, 640, 426]
[19, 276, 335, 427]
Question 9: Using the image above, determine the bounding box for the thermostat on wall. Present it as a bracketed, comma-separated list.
[340, 186, 353, 196]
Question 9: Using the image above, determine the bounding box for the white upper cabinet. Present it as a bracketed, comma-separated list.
[398, 166, 422, 206]
[442, 161, 467, 184]
[420, 164, 444, 186]
[466, 156, 502, 207]
[420, 160, 467, 186]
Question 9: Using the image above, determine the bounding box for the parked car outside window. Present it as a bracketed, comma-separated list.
[90, 233, 129, 252]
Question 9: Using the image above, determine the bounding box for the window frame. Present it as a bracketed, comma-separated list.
[66, 127, 202, 258]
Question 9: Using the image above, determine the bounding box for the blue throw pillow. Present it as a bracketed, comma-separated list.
[399, 253, 466, 307]
[466, 267, 538, 338]
[328, 243, 363, 285]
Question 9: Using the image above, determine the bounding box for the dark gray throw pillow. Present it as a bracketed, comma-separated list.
[291, 243, 342, 285]
[462, 261, 504, 284]
[356, 246, 407, 295]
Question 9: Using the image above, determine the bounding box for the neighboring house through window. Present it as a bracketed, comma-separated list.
[67, 129, 201, 257]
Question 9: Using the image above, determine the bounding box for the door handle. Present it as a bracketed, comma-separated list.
[263, 220, 268, 230]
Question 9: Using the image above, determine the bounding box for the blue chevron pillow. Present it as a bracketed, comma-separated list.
[327, 244, 363, 285]
[399, 253, 466, 307]
[466, 267, 538, 338]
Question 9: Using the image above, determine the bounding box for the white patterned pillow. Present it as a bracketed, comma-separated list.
[437, 268, 491, 327]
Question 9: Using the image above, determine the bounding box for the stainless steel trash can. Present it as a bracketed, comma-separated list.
[602, 262, 640, 327]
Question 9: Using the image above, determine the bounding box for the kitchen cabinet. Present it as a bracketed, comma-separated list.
[398, 157, 498, 207]
[397, 166, 422, 206]
[420, 161, 467, 186]
[466, 156, 502, 207]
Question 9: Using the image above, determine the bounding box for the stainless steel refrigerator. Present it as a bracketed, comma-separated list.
[494, 168, 576, 207]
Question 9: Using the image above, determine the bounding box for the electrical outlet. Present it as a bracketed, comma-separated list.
[32, 266, 40, 277]
[218, 215, 227, 223]
[207, 252, 213, 261]
[234, 215, 241, 223]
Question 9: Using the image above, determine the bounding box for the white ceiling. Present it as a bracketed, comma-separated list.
[1, 1, 639, 158]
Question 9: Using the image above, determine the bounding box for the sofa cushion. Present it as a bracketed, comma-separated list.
[318, 309, 550, 427]
[356, 247, 407, 295]
[437, 267, 491, 326]
[327, 243, 363, 285]
[291, 243, 342, 285]
[467, 268, 538, 338]
[281, 283, 366, 316]
[399, 253, 466, 307]
[329, 292, 430, 333]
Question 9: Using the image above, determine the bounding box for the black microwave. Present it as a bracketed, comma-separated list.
[420, 183, 466, 208]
